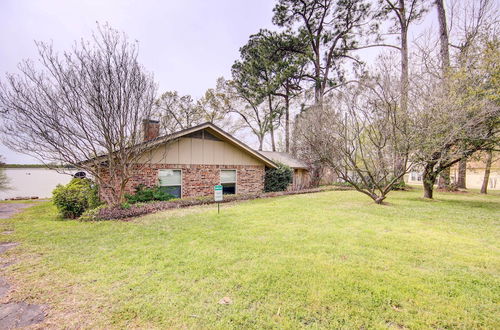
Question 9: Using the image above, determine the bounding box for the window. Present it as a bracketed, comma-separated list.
[410, 172, 417, 181]
[221, 170, 236, 195]
[410, 172, 422, 182]
[158, 169, 181, 198]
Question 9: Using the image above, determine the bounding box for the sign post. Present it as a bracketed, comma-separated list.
[214, 185, 223, 214]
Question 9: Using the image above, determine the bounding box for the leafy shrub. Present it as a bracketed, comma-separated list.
[264, 163, 293, 192]
[391, 180, 407, 191]
[125, 184, 175, 204]
[332, 181, 353, 187]
[121, 202, 132, 209]
[52, 178, 101, 218]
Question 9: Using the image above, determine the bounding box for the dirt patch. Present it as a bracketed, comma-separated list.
[0, 243, 19, 254]
[0, 203, 34, 219]
[435, 188, 468, 194]
[0, 244, 45, 327]
[0, 262, 15, 269]
[0, 202, 46, 328]
[0, 302, 46, 329]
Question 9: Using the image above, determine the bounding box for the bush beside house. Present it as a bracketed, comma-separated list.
[264, 163, 293, 192]
[125, 184, 175, 204]
[52, 178, 101, 218]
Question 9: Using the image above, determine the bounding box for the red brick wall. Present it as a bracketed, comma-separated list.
[99, 164, 265, 204]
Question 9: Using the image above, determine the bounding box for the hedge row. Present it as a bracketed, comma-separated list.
[89, 185, 353, 221]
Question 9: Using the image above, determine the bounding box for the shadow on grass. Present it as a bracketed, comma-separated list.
[437, 198, 500, 210]
[404, 194, 499, 209]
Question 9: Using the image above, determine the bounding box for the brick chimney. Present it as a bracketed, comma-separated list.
[143, 119, 160, 141]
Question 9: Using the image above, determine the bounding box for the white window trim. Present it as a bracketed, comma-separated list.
[410, 171, 422, 182]
[220, 169, 237, 194]
[158, 169, 182, 198]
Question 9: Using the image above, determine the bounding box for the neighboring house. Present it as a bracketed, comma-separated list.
[94, 121, 308, 203]
[406, 153, 500, 190]
[258, 151, 311, 190]
[450, 154, 499, 190]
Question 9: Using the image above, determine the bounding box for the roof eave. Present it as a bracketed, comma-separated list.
[79, 122, 279, 169]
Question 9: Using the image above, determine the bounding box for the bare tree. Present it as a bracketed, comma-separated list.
[229, 62, 275, 151]
[155, 78, 238, 135]
[0, 24, 157, 206]
[197, 77, 235, 130]
[0, 156, 9, 191]
[432, 0, 499, 189]
[410, 35, 500, 199]
[227, 91, 274, 151]
[295, 58, 411, 204]
[448, 0, 499, 188]
[273, 0, 373, 107]
[155, 91, 201, 134]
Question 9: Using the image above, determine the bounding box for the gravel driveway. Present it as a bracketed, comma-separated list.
[0, 203, 35, 219]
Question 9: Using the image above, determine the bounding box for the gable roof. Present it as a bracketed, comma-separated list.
[258, 151, 308, 169]
[82, 122, 278, 168]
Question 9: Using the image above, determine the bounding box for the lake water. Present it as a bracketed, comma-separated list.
[0, 168, 77, 199]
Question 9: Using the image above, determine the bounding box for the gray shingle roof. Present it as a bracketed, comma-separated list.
[257, 151, 308, 169]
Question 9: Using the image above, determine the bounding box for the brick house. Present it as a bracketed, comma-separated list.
[95, 120, 308, 203]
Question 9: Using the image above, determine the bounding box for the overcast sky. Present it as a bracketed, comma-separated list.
[0, 0, 440, 164]
[0, 0, 277, 163]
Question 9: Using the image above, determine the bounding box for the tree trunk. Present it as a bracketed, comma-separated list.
[399, 0, 409, 118]
[268, 95, 276, 152]
[270, 125, 276, 152]
[435, 0, 450, 71]
[393, 0, 408, 187]
[423, 165, 437, 199]
[310, 163, 322, 187]
[423, 178, 434, 199]
[314, 47, 323, 107]
[437, 167, 451, 189]
[285, 92, 290, 153]
[480, 150, 493, 194]
[436, 0, 453, 190]
[457, 159, 467, 188]
[258, 136, 263, 151]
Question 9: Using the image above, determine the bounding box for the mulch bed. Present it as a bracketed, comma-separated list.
[97, 185, 353, 221]
[435, 189, 469, 194]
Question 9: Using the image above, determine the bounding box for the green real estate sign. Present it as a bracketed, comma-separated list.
[214, 185, 223, 202]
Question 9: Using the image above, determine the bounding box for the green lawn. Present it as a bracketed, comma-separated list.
[1, 189, 499, 328]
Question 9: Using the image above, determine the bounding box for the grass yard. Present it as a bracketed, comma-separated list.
[1, 189, 499, 328]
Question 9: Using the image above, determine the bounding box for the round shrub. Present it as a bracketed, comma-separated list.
[264, 163, 293, 192]
[52, 178, 101, 219]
